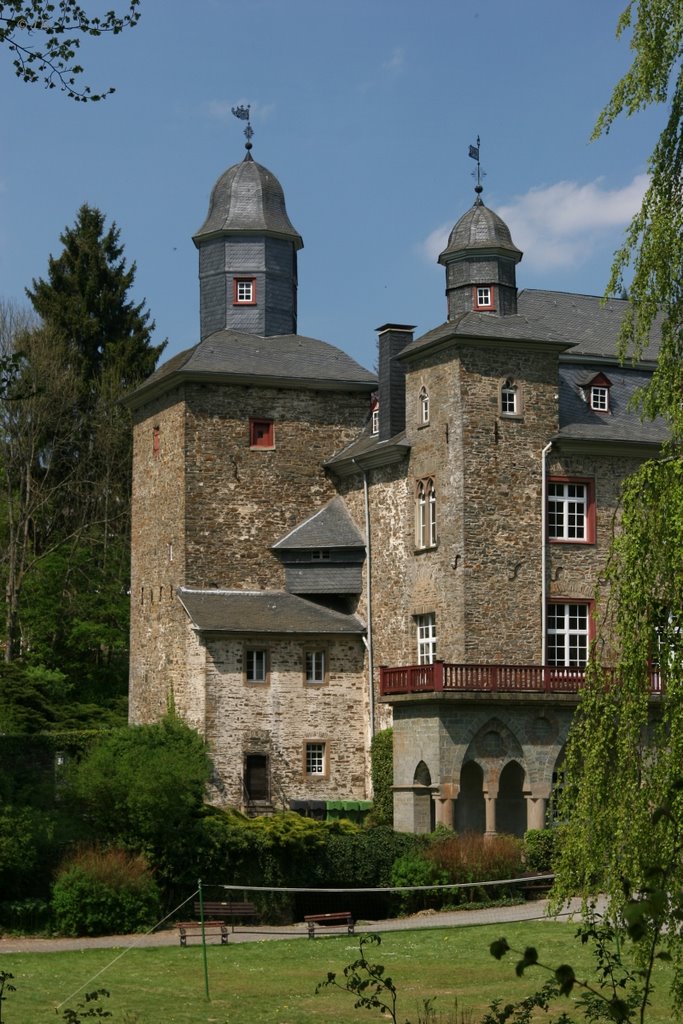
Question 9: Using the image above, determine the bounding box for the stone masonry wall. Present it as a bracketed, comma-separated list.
[204, 633, 368, 806]
[183, 382, 369, 590]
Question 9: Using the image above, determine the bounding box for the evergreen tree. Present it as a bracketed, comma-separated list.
[0, 207, 164, 725]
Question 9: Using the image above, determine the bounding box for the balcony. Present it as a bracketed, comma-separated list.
[379, 662, 663, 696]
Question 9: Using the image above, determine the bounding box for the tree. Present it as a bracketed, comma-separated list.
[0, 1, 141, 101]
[552, 0, 683, 1003]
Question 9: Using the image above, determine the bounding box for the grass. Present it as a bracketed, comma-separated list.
[2, 921, 675, 1024]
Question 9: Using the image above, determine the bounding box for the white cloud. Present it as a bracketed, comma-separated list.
[419, 174, 648, 271]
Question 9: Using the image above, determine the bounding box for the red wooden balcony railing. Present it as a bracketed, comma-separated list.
[379, 662, 663, 696]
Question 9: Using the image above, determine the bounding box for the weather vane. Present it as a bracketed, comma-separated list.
[469, 136, 486, 199]
[232, 104, 254, 152]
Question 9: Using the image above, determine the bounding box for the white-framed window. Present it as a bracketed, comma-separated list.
[474, 285, 495, 309]
[305, 650, 326, 684]
[416, 478, 437, 549]
[590, 386, 609, 412]
[371, 406, 379, 434]
[305, 741, 326, 775]
[500, 379, 518, 415]
[245, 648, 267, 683]
[419, 386, 430, 425]
[234, 277, 256, 304]
[546, 603, 590, 667]
[416, 613, 436, 665]
[547, 480, 594, 542]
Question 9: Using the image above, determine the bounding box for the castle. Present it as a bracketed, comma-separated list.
[126, 135, 665, 835]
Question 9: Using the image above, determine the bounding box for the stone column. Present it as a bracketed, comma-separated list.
[526, 795, 547, 831]
[484, 793, 497, 837]
[434, 782, 458, 828]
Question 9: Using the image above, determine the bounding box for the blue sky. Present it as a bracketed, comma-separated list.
[0, 0, 665, 372]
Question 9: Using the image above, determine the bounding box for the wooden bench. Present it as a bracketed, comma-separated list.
[304, 911, 354, 939]
[177, 920, 228, 946]
[177, 900, 258, 945]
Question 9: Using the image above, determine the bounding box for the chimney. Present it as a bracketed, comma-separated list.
[376, 323, 415, 441]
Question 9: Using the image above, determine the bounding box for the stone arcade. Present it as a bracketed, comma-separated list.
[127, 138, 665, 834]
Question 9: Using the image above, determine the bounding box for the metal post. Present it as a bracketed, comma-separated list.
[198, 879, 210, 1001]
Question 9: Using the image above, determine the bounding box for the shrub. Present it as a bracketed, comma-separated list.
[523, 828, 557, 872]
[389, 852, 449, 915]
[52, 847, 161, 936]
[425, 832, 524, 901]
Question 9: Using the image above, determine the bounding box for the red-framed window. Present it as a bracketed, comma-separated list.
[233, 277, 256, 305]
[473, 285, 496, 311]
[249, 418, 274, 449]
[152, 425, 160, 458]
[546, 601, 594, 668]
[547, 477, 596, 544]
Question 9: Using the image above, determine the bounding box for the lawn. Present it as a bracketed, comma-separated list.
[1, 922, 674, 1024]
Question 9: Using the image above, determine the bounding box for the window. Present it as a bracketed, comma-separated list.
[371, 406, 379, 435]
[245, 648, 267, 683]
[233, 277, 256, 304]
[416, 478, 437, 549]
[416, 613, 436, 664]
[419, 386, 430, 425]
[305, 742, 326, 775]
[310, 549, 330, 561]
[305, 650, 326, 684]
[500, 380, 518, 416]
[590, 386, 609, 412]
[250, 418, 274, 448]
[547, 479, 595, 543]
[474, 285, 495, 310]
[546, 603, 590, 667]
[152, 425, 160, 457]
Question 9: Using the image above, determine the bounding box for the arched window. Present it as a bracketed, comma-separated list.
[416, 478, 437, 549]
[500, 379, 518, 416]
[419, 386, 430, 425]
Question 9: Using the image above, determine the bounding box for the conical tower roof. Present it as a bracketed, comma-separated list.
[194, 153, 303, 249]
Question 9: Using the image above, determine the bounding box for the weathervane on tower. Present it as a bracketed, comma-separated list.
[232, 104, 254, 153]
[469, 136, 486, 202]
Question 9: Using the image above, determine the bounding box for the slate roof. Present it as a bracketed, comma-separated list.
[125, 330, 377, 407]
[557, 364, 667, 446]
[193, 154, 303, 249]
[401, 290, 662, 362]
[178, 588, 365, 635]
[439, 200, 522, 263]
[325, 429, 410, 473]
[273, 496, 364, 550]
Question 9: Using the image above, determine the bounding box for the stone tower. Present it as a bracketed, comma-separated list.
[193, 144, 303, 341]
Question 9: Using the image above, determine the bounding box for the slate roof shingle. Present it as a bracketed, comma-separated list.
[178, 588, 366, 635]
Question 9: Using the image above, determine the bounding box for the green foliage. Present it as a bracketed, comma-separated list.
[316, 934, 401, 1022]
[370, 727, 394, 826]
[0, 805, 59, 900]
[66, 714, 210, 886]
[522, 830, 556, 873]
[0, 1, 142, 101]
[60, 989, 112, 1022]
[52, 847, 160, 936]
[390, 853, 449, 914]
[0, 971, 16, 1024]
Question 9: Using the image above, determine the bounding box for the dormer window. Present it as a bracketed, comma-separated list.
[590, 386, 609, 412]
[234, 277, 256, 305]
[419, 386, 430, 425]
[580, 372, 612, 414]
[474, 285, 496, 311]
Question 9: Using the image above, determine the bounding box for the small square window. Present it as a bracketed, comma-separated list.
[305, 741, 326, 775]
[250, 419, 274, 448]
[305, 650, 326, 684]
[234, 278, 256, 305]
[474, 285, 495, 310]
[245, 648, 267, 683]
